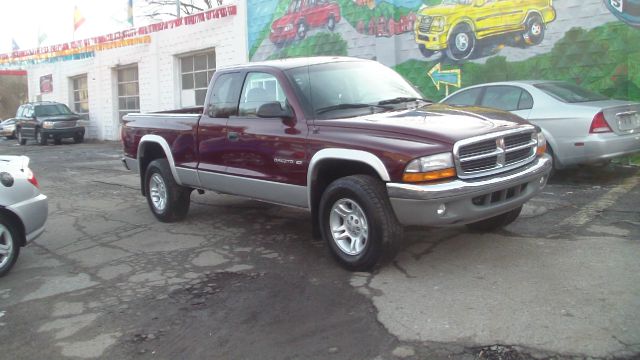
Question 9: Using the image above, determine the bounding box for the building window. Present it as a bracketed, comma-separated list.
[71, 75, 89, 117]
[180, 50, 216, 107]
[117, 66, 139, 120]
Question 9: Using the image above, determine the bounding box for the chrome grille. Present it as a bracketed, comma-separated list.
[53, 121, 77, 129]
[454, 128, 537, 179]
[418, 16, 432, 33]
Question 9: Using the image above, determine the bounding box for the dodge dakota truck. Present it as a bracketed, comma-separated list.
[121, 56, 552, 271]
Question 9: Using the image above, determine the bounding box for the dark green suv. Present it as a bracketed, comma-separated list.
[15, 102, 85, 145]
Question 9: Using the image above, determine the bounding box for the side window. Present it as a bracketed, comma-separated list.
[518, 89, 534, 110]
[16, 105, 25, 118]
[207, 72, 243, 118]
[480, 86, 522, 111]
[23, 106, 34, 118]
[238, 72, 287, 117]
[443, 88, 482, 106]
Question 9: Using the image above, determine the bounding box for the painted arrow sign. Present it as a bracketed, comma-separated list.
[427, 63, 461, 96]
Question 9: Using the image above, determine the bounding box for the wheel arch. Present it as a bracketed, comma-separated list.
[137, 135, 182, 195]
[446, 18, 476, 42]
[0, 207, 26, 247]
[307, 149, 390, 237]
[523, 10, 545, 26]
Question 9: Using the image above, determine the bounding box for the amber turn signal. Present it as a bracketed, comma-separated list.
[402, 168, 456, 183]
[536, 142, 547, 156]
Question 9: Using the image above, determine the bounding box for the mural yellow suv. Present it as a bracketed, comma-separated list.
[415, 0, 556, 61]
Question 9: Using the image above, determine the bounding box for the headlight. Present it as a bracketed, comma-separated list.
[431, 16, 445, 32]
[535, 131, 547, 156]
[284, 24, 293, 32]
[403, 152, 456, 183]
[42, 121, 54, 129]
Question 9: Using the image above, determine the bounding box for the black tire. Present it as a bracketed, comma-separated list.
[466, 206, 522, 232]
[546, 145, 557, 178]
[445, 23, 476, 61]
[522, 14, 545, 45]
[327, 15, 336, 31]
[418, 44, 435, 58]
[36, 129, 47, 145]
[296, 22, 307, 40]
[0, 214, 21, 277]
[74, 134, 84, 144]
[319, 175, 402, 271]
[17, 128, 26, 145]
[144, 159, 192, 222]
[54, 138, 62, 145]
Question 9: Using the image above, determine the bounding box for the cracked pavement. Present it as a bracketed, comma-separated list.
[0, 140, 638, 359]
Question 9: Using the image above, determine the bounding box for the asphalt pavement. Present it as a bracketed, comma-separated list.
[0, 138, 638, 359]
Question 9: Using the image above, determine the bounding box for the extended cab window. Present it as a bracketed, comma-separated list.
[207, 72, 243, 118]
[238, 72, 287, 117]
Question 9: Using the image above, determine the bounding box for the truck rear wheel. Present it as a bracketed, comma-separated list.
[145, 159, 192, 222]
[319, 175, 401, 271]
[466, 205, 522, 232]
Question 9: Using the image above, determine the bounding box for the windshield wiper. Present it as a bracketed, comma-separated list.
[377, 97, 431, 105]
[316, 103, 392, 115]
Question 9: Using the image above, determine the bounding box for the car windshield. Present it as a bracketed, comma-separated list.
[34, 104, 73, 117]
[534, 82, 608, 103]
[285, 61, 425, 119]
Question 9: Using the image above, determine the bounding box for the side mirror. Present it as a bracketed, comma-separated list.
[257, 102, 295, 125]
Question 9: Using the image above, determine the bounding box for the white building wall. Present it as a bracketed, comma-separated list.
[25, 1, 248, 141]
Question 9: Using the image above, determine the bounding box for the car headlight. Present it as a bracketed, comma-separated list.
[535, 131, 547, 156]
[431, 16, 445, 32]
[42, 121, 54, 129]
[284, 24, 293, 32]
[403, 152, 456, 183]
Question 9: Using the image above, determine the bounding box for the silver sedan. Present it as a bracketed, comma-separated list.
[0, 156, 48, 276]
[441, 81, 640, 169]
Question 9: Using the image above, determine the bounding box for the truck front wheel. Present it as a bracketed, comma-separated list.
[319, 175, 401, 271]
[145, 159, 192, 222]
[466, 205, 522, 232]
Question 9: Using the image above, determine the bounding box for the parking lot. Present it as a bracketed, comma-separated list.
[0, 139, 639, 359]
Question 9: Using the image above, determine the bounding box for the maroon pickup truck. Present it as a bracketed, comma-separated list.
[121, 57, 552, 271]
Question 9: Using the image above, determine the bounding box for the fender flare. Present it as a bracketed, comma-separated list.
[138, 134, 183, 185]
[307, 148, 390, 207]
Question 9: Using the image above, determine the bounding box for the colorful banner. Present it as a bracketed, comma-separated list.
[0, 5, 237, 62]
[0, 35, 150, 66]
[3, 52, 95, 68]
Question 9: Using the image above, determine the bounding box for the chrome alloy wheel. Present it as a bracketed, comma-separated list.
[329, 198, 369, 256]
[531, 22, 542, 36]
[455, 32, 469, 52]
[0, 223, 14, 269]
[149, 173, 168, 212]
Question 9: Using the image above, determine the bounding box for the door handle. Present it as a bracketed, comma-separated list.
[227, 131, 239, 141]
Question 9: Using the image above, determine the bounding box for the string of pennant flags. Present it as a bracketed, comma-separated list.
[0, 4, 237, 67]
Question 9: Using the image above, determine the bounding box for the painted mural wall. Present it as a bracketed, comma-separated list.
[247, 0, 640, 102]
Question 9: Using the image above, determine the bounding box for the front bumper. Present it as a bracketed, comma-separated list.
[0, 128, 15, 137]
[414, 31, 447, 50]
[7, 193, 48, 243]
[42, 127, 85, 139]
[387, 155, 552, 226]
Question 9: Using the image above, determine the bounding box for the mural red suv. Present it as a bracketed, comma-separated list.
[270, 0, 341, 46]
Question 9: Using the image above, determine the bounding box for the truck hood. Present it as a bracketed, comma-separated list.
[316, 104, 531, 145]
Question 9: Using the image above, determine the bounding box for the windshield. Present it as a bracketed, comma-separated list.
[534, 82, 608, 103]
[442, 0, 474, 5]
[34, 104, 74, 117]
[285, 61, 424, 119]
